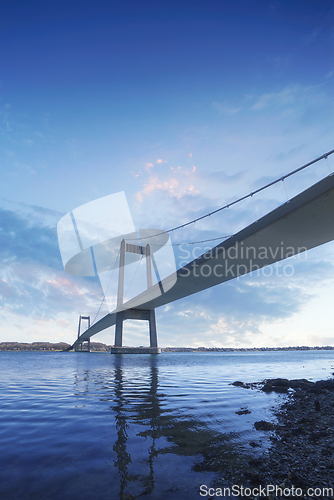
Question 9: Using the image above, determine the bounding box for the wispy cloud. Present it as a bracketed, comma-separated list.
[2, 198, 65, 225]
[131, 158, 168, 178]
[212, 101, 242, 115]
[157, 255, 334, 347]
[170, 166, 196, 175]
[251, 85, 298, 110]
[0, 207, 103, 323]
[136, 164, 200, 204]
[136, 175, 200, 203]
[304, 28, 320, 45]
[131, 170, 142, 177]
[269, 55, 291, 72]
[250, 83, 329, 112]
[205, 170, 245, 185]
[0, 207, 61, 268]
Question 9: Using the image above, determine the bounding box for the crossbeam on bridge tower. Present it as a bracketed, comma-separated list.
[112, 239, 160, 354]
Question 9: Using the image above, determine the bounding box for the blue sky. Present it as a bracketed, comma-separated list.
[1, 0, 334, 347]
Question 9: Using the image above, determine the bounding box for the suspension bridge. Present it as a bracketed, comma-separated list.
[59, 149, 334, 353]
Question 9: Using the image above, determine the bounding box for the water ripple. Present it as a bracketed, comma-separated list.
[0, 350, 333, 499]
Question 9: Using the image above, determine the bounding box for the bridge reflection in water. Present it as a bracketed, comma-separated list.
[73, 355, 251, 499]
[113, 358, 158, 497]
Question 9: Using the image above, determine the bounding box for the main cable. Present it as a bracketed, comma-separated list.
[131, 148, 334, 242]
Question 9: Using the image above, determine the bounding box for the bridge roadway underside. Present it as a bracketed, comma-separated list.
[77, 173, 334, 342]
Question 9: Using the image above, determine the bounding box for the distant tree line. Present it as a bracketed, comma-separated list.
[1, 343, 333, 352]
[0, 341, 111, 351]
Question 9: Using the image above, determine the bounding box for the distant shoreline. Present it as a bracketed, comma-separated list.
[1, 341, 334, 352]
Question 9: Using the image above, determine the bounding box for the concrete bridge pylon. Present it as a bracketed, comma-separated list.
[111, 238, 160, 354]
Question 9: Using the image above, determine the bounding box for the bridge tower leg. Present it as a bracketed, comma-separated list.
[146, 244, 157, 348]
[149, 309, 157, 348]
[115, 311, 124, 347]
[115, 239, 126, 347]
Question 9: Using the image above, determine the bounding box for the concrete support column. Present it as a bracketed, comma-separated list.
[149, 309, 158, 348]
[115, 239, 126, 348]
[146, 244, 153, 288]
[145, 244, 158, 346]
[115, 311, 124, 347]
[117, 239, 125, 309]
[76, 315, 82, 350]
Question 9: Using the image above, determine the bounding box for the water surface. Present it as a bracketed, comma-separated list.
[1, 350, 333, 499]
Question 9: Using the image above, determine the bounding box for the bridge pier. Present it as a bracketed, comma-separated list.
[75, 316, 91, 352]
[75, 339, 91, 352]
[111, 308, 160, 353]
[111, 239, 161, 354]
[149, 309, 158, 348]
[115, 311, 124, 347]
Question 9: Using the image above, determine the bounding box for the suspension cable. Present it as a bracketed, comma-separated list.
[91, 248, 120, 326]
[124, 255, 144, 297]
[131, 148, 334, 241]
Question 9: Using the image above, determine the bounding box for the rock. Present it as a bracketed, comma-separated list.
[236, 408, 251, 415]
[231, 381, 244, 387]
[289, 378, 314, 389]
[248, 457, 263, 467]
[261, 383, 274, 393]
[270, 378, 290, 387]
[254, 420, 275, 431]
[262, 382, 288, 393]
[249, 440, 260, 448]
[315, 379, 334, 391]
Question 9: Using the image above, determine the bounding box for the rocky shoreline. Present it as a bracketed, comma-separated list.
[231, 378, 334, 499]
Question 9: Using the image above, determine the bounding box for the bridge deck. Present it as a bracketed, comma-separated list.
[78, 173, 334, 341]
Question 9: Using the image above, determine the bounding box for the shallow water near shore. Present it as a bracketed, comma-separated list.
[1, 349, 334, 499]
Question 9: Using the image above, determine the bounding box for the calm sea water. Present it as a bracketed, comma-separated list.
[1, 350, 334, 500]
